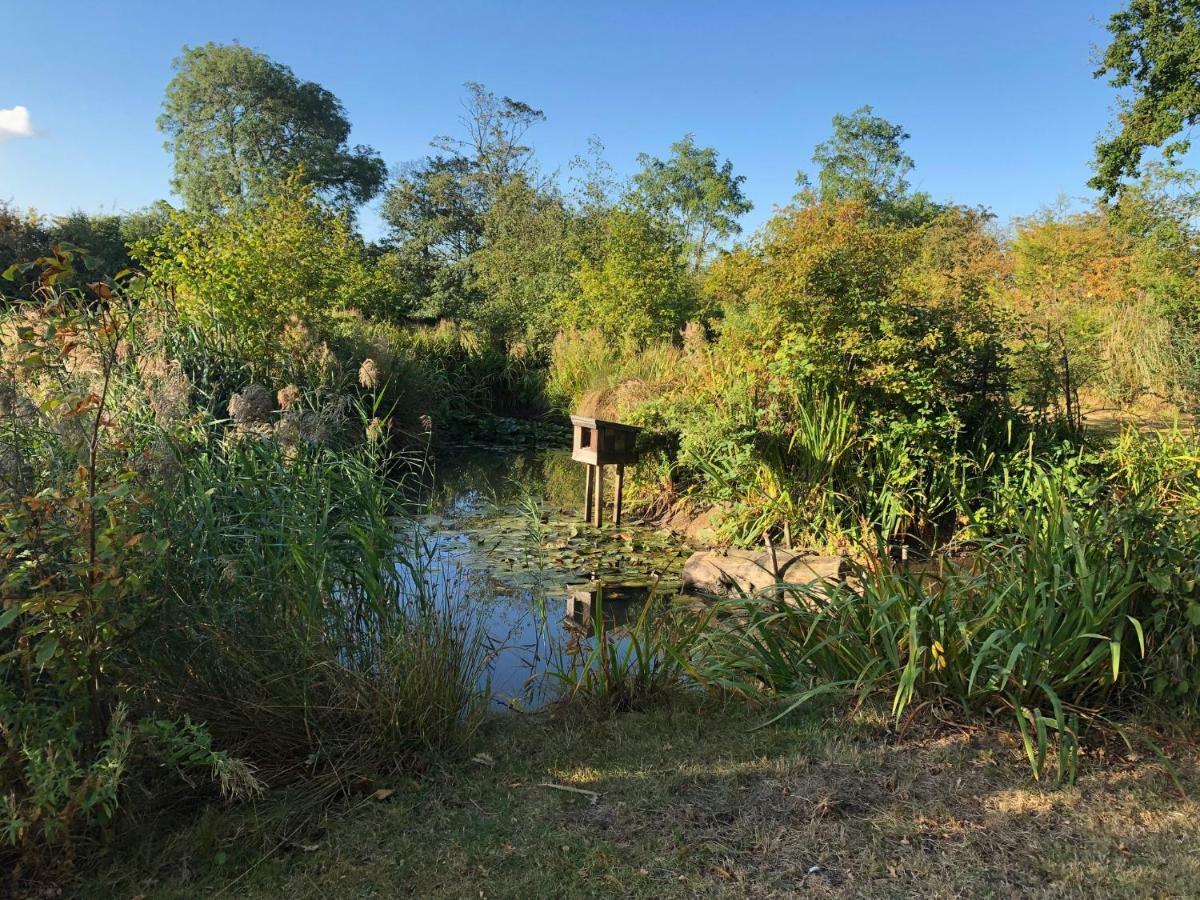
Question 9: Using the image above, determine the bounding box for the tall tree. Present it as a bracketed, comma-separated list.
[380, 155, 487, 319]
[432, 82, 546, 198]
[565, 209, 697, 350]
[798, 105, 937, 223]
[1091, 0, 1200, 200]
[471, 175, 577, 348]
[159, 42, 386, 211]
[631, 134, 751, 271]
[381, 82, 546, 319]
[138, 174, 395, 357]
[382, 156, 485, 265]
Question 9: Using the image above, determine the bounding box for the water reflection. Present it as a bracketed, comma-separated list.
[415, 449, 688, 710]
[565, 582, 655, 631]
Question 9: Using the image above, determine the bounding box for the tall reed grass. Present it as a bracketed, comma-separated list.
[139, 439, 490, 799]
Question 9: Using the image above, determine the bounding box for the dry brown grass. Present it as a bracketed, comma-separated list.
[1079, 389, 1196, 435]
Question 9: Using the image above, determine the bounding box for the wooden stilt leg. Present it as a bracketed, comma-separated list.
[593, 464, 605, 528]
[583, 465, 594, 523]
[613, 464, 624, 526]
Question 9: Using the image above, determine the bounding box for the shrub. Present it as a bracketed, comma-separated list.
[333, 316, 549, 435]
[0, 256, 256, 881]
[1, 251, 489, 884]
[564, 208, 697, 351]
[1009, 181, 1200, 412]
[712, 201, 1010, 434]
[549, 201, 1022, 549]
[1104, 425, 1200, 707]
[137, 174, 399, 364]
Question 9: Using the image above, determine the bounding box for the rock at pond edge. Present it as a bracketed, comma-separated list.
[681, 549, 845, 600]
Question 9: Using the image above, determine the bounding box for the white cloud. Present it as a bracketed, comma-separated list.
[0, 106, 34, 139]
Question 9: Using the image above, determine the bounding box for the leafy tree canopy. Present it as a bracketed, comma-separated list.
[382, 155, 485, 264]
[565, 208, 697, 351]
[432, 82, 546, 197]
[159, 42, 386, 212]
[710, 201, 1008, 430]
[798, 106, 939, 224]
[1, 203, 172, 298]
[382, 82, 547, 244]
[470, 175, 578, 349]
[631, 134, 751, 271]
[1092, 0, 1200, 199]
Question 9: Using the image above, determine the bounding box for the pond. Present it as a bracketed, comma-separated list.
[413, 447, 692, 709]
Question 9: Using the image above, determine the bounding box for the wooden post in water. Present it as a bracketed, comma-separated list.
[583, 464, 595, 524]
[593, 464, 605, 527]
[612, 464, 625, 527]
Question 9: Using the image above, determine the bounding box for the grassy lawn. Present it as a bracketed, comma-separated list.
[91, 700, 1200, 899]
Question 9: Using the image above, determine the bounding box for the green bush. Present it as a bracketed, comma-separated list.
[563, 208, 697, 351]
[0, 264, 258, 880]
[710, 201, 1011, 434]
[334, 316, 549, 435]
[691, 427, 1200, 779]
[137, 173, 401, 365]
[1104, 425, 1200, 707]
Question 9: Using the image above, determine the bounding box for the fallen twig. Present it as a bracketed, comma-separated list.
[538, 782, 600, 804]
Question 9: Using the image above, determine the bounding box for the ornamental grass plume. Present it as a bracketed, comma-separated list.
[139, 353, 193, 425]
[277, 384, 301, 410]
[366, 416, 384, 443]
[281, 314, 311, 351]
[148, 367, 193, 425]
[316, 342, 337, 380]
[358, 358, 380, 390]
[273, 412, 305, 453]
[228, 384, 274, 423]
[140, 354, 172, 380]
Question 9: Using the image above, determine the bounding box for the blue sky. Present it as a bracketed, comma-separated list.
[2, 0, 1122, 240]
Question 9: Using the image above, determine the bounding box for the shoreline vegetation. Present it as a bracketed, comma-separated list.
[5, 5, 1200, 895]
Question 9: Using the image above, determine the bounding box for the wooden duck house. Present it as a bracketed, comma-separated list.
[570, 415, 641, 527]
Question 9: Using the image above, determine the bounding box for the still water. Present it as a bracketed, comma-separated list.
[414, 448, 690, 709]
